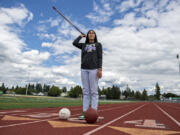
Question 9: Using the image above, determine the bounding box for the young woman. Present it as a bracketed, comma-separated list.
[73, 30, 103, 120]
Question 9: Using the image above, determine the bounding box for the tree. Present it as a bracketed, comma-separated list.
[111, 85, 121, 99]
[0, 83, 7, 94]
[141, 89, 148, 100]
[48, 85, 62, 97]
[135, 91, 142, 100]
[130, 90, 135, 97]
[15, 87, 27, 95]
[155, 82, 161, 100]
[123, 84, 131, 99]
[101, 86, 121, 99]
[43, 84, 50, 93]
[162, 93, 178, 98]
[15, 85, 19, 90]
[101, 87, 108, 98]
[106, 87, 113, 99]
[68, 85, 82, 98]
[62, 87, 67, 93]
[36, 83, 42, 93]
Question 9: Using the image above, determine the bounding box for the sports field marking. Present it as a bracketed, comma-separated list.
[2, 115, 39, 121]
[0, 113, 81, 129]
[9, 103, 134, 118]
[7, 104, 102, 116]
[0, 110, 26, 114]
[124, 119, 166, 129]
[135, 119, 166, 129]
[10, 109, 63, 116]
[155, 104, 180, 127]
[1, 110, 58, 117]
[0, 116, 60, 128]
[11, 111, 58, 116]
[109, 126, 180, 135]
[83, 104, 146, 135]
[9, 107, 81, 116]
[0, 103, 137, 129]
[22, 113, 58, 118]
[20, 104, 133, 119]
[48, 120, 97, 128]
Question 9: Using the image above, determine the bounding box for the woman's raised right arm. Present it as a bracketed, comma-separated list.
[72, 34, 85, 49]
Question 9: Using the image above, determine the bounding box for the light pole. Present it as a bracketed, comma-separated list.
[177, 54, 180, 75]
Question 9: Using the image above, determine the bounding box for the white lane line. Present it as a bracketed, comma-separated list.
[83, 104, 146, 135]
[10, 104, 134, 117]
[8, 104, 128, 116]
[8, 107, 82, 116]
[0, 113, 81, 129]
[0, 104, 137, 129]
[0, 117, 60, 128]
[0, 110, 26, 114]
[155, 104, 180, 127]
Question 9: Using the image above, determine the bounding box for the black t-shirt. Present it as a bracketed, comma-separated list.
[73, 36, 102, 69]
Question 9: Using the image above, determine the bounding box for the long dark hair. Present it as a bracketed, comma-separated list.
[85, 30, 98, 44]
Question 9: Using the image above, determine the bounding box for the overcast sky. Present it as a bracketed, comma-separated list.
[0, 0, 180, 95]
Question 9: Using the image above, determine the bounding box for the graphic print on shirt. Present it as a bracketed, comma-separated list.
[85, 44, 96, 52]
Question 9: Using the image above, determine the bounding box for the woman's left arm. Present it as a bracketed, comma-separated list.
[97, 43, 102, 78]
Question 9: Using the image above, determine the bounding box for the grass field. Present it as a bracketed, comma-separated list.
[0, 94, 133, 110]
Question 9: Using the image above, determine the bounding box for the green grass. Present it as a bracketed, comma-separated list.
[0, 95, 83, 110]
[0, 94, 136, 110]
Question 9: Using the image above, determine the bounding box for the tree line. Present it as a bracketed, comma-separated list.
[0, 83, 66, 97]
[0, 82, 179, 100]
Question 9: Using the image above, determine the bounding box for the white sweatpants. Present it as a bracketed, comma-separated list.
[81, 69, 99, 112]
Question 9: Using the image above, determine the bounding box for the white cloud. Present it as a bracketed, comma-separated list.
[158, 0, 169, 9]
[86, 0, 114, 23]
[0, 5, 75, 88]
[114, 12, 157, 28]
[115, 0, 141, 13]
[42, 42, 54, 47]
[39, 17, 61, 27]
[103, 3, 111, 11]
[159, 5, 180, 32]
[92, 0, 180, 94]
[0, 4, 33, 26]
[21, 50, 50, 65]
[37, 17, 61, 33]
[114, 12, 135, 25]
[1, 1, 180, 95]
[37, 33, 56, 41]
[41, 18, 87, 55]
[55, 78, 76, 85]
[36, 24, 47, 32]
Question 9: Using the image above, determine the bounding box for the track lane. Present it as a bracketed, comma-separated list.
[83, 103, 146, 135]
[89, 102, 180, 135]
[1, 102, 179, 135]
[155, 103, 180, 126]
[0, 103, 139, 129]
[0, 103, 142, 135]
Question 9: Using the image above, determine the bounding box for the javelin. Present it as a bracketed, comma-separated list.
[52, 6, 85, 35]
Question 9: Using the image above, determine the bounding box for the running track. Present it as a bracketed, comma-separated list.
[0, 102, 180, 135]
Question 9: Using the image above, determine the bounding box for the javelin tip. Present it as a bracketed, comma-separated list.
[52, 6, 56, 10]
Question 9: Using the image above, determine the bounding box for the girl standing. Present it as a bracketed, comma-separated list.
[73, 30, 103, 119]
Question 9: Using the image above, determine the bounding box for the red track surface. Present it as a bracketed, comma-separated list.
[0, 102, 180, 135]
